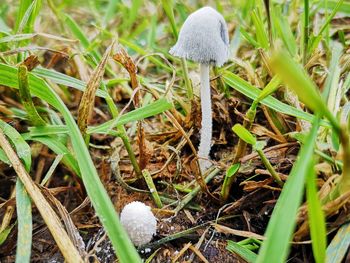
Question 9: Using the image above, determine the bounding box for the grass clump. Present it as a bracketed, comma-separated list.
[0, 1, 349, 262]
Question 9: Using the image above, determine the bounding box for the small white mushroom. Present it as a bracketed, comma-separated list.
[170, 6, 229, 172]
[120, 201, 157, 246]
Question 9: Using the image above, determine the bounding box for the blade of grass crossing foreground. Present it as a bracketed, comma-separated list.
[306, 158, 326, 263]
[256, 117, 320, 263]
[0, 64, 141, 262]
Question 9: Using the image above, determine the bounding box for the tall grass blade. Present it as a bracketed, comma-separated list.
[322, 43, 342, 115]
[64, 14, 101, 62]
[306, 159, 326, 263]
[256, 117, 320, 263]
[251, 9, 269, 49]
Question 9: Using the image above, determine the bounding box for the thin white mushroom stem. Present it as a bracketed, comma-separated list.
[198, 63, 212, 172]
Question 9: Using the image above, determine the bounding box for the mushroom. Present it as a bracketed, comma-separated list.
[170, 6, 229, 172]
[120, 201, 157, 246]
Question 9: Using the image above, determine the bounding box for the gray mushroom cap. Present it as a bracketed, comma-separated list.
[169, 6, 229, 67]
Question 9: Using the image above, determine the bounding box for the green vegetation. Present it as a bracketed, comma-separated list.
[0, 0, 349, 262]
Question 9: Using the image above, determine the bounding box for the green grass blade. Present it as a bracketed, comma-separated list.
[221, 163, 241, 198]
[102, 0, 120, 27]
[63, 14, 101, 61]
[269, 51, 340, 133]
[303, 0, 310, 63]
[15, 0, 41, 49]
[0, 148, 10, 165]
[23, 135, 80, 176]
[309, 0, 344, 54]
[251, 9, 269, 49]
[0, 19, 11, 34]
[232, 124, 256, 146]
[270, 52, 325, 114]
[256, 117, 320, 263]
[27, 98, 172, 137]
[28, 125, 68, 136]
[16, 0, 36, 33]
[306, 159, 326, 263]
[15, 0, 32, 32]
[50, 92, 142, 262]
[15, 179, 32, 263]
[256, 75, 280, 104]
[120, 0, 142, 34]
[0, 224, 15, 245]
[0, 33, 37, 44]
[322, 43, 342, 114]
[161, 0, 178, 38]
[222, 70, 330, 127]
[119, 38, 172, 72]
[0, 119, 31, 171]
[0, 64, 107, 102]
[142, 169, 163, 208]
[273, 6, 297, 56]
[18, 65, 46, 126]
[319, 0, 350, 14]
[32, 67, 108, 98]
[317, 0, 344, 38]
[87, 98, 173, 134]
[240, 27, 260, 48]
[227, 240, 258, 263]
